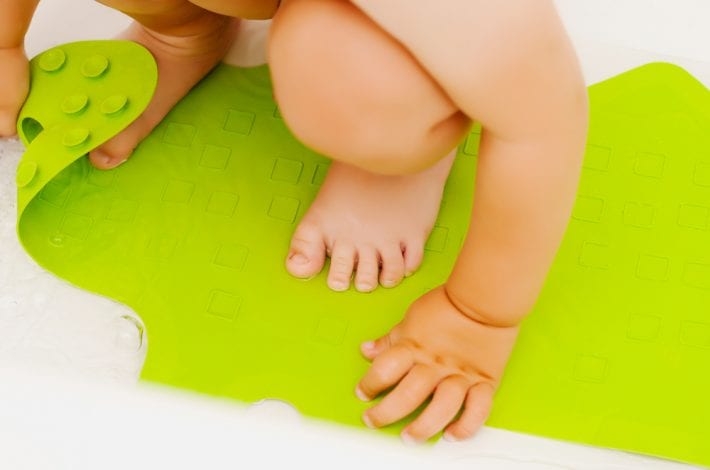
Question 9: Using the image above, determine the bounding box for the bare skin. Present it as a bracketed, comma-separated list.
[0, 0, 38, 137]
[1, 0, 589, 444]
[271, 0, 470, 292]
[357, 286, 518, 440]
[270, 0, 588, 442]
[75, 1, 238, 170]
[0, 0, 449, 294]
[0, 0, 257, 166]
[287, 152, 455, 292]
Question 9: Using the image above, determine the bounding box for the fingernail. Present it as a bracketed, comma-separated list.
[400, 431, 419, 446]
[289, 253, 309, 265]
[362, 413, 375, 429]
[355, 386, 370, 402]
[443, 432, 458, 442]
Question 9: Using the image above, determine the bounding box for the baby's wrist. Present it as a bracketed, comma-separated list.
[442, 283, 526, 329]
[0, 44, 23, 53]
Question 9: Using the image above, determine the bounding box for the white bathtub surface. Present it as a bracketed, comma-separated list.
[1, 1, 708, 469]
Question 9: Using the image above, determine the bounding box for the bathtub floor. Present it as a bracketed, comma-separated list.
[1, 1, 708, 468]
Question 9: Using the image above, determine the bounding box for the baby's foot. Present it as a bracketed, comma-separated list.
[0, 47, 29, 137]
[286, 152, 455, 292]
[88, 14, 237, 169]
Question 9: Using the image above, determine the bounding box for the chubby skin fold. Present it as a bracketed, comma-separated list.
[0, 0, 588, 443]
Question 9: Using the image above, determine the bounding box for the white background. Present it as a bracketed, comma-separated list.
[1, 1, 709, 469]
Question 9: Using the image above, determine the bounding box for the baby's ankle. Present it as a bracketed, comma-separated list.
[134, 13, 238, 60]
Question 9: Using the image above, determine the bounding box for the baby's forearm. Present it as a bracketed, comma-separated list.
[349, 0, 588, 326]
[446, 123, 587, 327]
[0, 0, 39, 48]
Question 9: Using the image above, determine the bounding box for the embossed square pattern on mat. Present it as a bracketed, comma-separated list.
[14, 41, 710, 467]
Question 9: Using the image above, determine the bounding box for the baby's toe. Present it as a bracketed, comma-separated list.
[88, 116, 153, 170]
[89, 148, 129, 170]
[402, 239, 425, 277]
[286, 223, 327, 279]
[327, 241, 356, 292]
[354, 247, 379, 293]
[378, 245, 405, 288]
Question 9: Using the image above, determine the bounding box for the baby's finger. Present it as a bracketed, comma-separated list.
[363, 364, 440, 429]
[444, 382, 495, 441]
[356, 345, 413, 401]
[360, 334, 392, 361]
[401, 375, 469, 442]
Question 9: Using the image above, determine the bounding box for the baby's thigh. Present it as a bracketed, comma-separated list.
[269, 0, 470, 175]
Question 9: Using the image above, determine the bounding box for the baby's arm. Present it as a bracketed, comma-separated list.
[352, 0, 588, 441]
[0, 0, 39, 136]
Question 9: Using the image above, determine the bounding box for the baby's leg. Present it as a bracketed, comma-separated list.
[88, 0, 237, 169]
[0, 0, 39, 136]
[270, 0, 470, 292]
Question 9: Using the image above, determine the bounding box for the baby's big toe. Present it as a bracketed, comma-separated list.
[88, 117, 150, 170]
[403, 239, 425, 278]
[286, 224, 327, 279]
[89, 148, 127, 170]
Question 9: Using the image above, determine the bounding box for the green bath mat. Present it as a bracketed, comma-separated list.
[15, 41, 710, 467]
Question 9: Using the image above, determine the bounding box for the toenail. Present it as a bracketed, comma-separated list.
[362, 414, 375, 429]
[329, 280, 348, 291]
[400, 431, 420, 446]
[92, 150, 111, 166]
[405, 270, 415, 278]
[356, 282, 374, 292]
[289, 253, 309, 265]
[443, 432, 459, 442]
[355, 386, 370, 402]
[361, 341, 375, 351]
[382, 279, 397, 288]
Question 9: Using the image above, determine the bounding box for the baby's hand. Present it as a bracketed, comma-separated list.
[356, 286, 519, 443]
[0, 46, 29, 137]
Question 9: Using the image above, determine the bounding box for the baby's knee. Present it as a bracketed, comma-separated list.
[269, 0, 470, 174]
